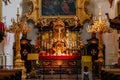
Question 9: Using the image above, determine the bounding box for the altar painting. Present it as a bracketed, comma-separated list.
[41, 0, 76, 16]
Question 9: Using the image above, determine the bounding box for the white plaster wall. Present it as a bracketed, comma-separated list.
[102, 0, 119, 65]
[27, 22, 38, 45]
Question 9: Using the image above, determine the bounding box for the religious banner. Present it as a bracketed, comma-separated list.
[82, 56, 92, 71]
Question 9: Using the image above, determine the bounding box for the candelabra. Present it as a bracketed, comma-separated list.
[87, 7, 111, 69]
[6, 7, 31, 79]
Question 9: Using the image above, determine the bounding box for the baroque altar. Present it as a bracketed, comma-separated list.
[23, 0, 91, 68]
[37, 18, 83, 56]
[35, 18, 83, 67]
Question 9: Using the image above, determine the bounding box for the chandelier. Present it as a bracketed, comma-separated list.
[7, 19, 31, 34]
[6, 8, 31, 34]
[87, 7, 112, 33]
[87, 7, 112, 64]
[5, 7, 31, 79]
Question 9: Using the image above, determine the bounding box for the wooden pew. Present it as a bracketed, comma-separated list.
[101, 69, 120, 80]
[0, 69, 22, 80]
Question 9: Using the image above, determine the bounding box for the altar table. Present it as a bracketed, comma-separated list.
[39, 55, 81, 60]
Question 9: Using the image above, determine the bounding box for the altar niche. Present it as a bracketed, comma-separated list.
[34, 18, 83, 70]
[36, 19, 83, 56]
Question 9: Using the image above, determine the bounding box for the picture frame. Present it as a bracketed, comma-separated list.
[41, 0, 76, 16]
[117, 1, 120, 16]
[26, 0, 91, 25]
[39, 0, 78, 18]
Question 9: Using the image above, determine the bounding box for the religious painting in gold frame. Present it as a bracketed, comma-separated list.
[25, 0, 91, 25]
[117, 1, 120, 16]
[41, 0, 76, 16]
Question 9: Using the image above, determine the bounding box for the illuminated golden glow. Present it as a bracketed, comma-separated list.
[87, 7, 112, 63]
[87, 8, 111, 33]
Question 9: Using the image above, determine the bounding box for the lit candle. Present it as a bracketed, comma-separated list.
[41, 41, 43, 50]
[17, 5, 20, 23]
[72, 41, 74, 47]
[94, 16, 96, 20]
[58, 27, 61, 40]
[88, 25, 90, 29]
[98, 6, 102, 22]
[47, 43, 49, 50]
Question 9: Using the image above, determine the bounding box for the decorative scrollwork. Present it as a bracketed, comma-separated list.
[24, 0, 91, 27]
[27, 1, 34, 15]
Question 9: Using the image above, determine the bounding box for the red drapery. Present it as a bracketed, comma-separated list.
[0, 22, 5, 32]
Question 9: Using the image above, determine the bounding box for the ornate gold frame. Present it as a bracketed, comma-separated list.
[117, 1, 120, 16]
[25, 0, 91, 25]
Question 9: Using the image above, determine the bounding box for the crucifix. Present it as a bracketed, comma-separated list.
[58, 27, 61, 40]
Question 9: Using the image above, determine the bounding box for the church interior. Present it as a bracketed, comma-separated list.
[0, 0, 120, 80]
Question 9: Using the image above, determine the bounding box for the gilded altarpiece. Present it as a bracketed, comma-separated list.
[24, 0, 91, 25]
[23, 0, 91, 73]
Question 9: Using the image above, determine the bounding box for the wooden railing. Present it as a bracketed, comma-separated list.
[27, 66, 81, 80]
